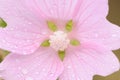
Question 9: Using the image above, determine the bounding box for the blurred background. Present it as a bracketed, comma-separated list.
[0, 0, 120, 80]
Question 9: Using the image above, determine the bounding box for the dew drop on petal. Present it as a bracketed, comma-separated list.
[35, 72, 39, 75]
[72, 74, 75, 78]
[15, 59, 20, 63]
[18, 67, 21, 70]
[94, 33, 99, 37]
[67, 65, 71, 69]
[112, 34, 117, 37]
[25, 76, 34, 80]
[41, 32, 47, 35]
[42, 68, 46, 72]
[21, 69, 28, 74]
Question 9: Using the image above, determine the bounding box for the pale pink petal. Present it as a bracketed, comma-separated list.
[0, 47, 63, 80]
[59, 42, 119, 80]
[0, 0, 50, 54]
[73, 0, 108, 27]
[29, 0, 79, 20]
[22, 0, 80, 29]
[33, 0, 108, 20]
[76, 19, 120, 50]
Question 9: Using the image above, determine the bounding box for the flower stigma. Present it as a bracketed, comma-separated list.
[49, 31, 70, 51]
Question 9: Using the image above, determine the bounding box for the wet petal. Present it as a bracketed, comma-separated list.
[30, 0, 78, 20]
[59, 42, 119, 80]
[0, 48, 63, 80]
[77, 19, 120, 50]
[73, 0, 108, 27]
[0, 0, 50, 54]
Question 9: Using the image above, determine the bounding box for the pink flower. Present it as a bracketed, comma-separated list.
[0, 0, 120, 80]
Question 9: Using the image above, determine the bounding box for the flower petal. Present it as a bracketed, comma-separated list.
[73, 0, 108, 27]
[59, 42, 119, 80]
[0, 48, 63, 80]
[32, 0, 108, 21]
[28, 0, 79, 20]
[0, 0, 50, 54]
[77, 19, 120, 50]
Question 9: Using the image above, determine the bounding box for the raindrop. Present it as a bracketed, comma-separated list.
[18, 67, 21, 70]
[72, 74, 75, 78]
[112, 34, 117, 37]
[67, 65, 71, 69]
[35, 72, 39, 75]
[21, 69, 28, 75]
[28, 22, 32, 25]
[41, 32, 47, 35]
[25, 76, 34, 80]
[94, 34, 99, 37]
[42, 68, 46, 71]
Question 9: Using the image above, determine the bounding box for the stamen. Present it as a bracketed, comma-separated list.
[49, 31, 70, 51]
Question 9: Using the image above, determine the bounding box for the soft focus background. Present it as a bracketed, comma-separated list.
[0, 0, 120, 80]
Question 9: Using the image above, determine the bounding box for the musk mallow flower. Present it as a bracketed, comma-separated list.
[0, 0, 120, 80]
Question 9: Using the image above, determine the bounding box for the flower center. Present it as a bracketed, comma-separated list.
[49, 31, 70, 51]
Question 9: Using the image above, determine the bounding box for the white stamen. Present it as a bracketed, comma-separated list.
[49, 31, 70, 51]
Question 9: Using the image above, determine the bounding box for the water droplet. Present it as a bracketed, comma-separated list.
[21, 69, 28, 74]
[25, 76, 34, 80]
[112, 34, 117, 37]
[35, 72, 39, 75]
[72, 74, 75, 78]
[18, 67, 21, 70]
[67, 66, 71, 69]
[41, 32, 47, 35]
[42, 68, 46, 71]
[28, 22, 32, 25]
[23, 52, 28, 55]
[94, 34, 99, 37]
[15, 59, 20, 63]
